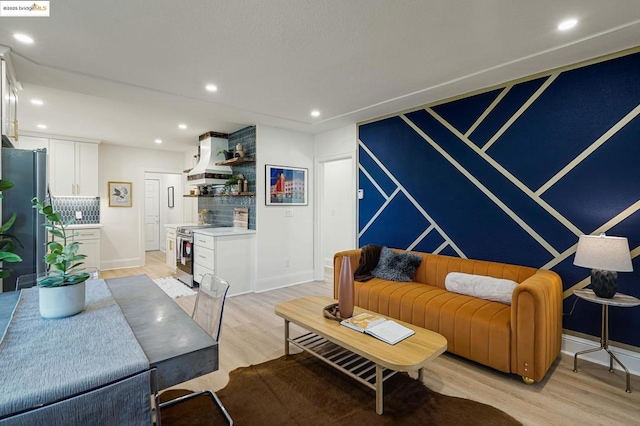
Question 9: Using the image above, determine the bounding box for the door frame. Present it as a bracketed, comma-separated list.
[314, 152, 356, 281]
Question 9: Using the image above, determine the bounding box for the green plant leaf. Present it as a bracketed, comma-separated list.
[49, 229, 65, 239]
[0, 252, 22, 262]
[0, 180, 15, 191]
[0, 213, 17, 232]
[0, 270, 10, 279]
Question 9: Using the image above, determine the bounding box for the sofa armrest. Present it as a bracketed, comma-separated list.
[333, 250, 362, 299]
[510, 269, 563, 382]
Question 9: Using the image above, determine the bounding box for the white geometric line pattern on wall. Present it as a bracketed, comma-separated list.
[543, 200, 640, 270]
[563, 245, 640, 299]
[535, 103, 640, 196]
[401, 115, 561, 257]
[464, 84, 513, 137]
[358, 187, 401, 238]
[359, 140, 465, 257]
[433, 241, 449, 255]
[359, 164, 390, 200]
[426, 107, 583, 237]
[481, 73, 559, 152]
[407, 225, 435, 251]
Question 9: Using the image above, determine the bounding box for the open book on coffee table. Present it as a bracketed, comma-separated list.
[340, 313, 415, 345]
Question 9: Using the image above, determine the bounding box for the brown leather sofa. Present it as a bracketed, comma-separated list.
[333, 249, 563, 383]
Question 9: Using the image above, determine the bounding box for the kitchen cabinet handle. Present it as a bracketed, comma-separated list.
[197, 239, 206, 243]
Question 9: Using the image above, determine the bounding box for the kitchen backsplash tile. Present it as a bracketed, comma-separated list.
[51, 196, 100, 224]
[200, 125, 256, 229]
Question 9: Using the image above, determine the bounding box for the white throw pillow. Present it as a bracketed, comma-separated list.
[445, 272, 518, 305]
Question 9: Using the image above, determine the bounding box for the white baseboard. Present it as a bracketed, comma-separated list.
[562, 334, 640, 376]
[324, 257, 333, 269]
[255, 270, 316, 293]
[99, 258, 141, 271]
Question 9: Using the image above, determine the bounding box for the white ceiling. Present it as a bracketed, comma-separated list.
[1, 1, 640, 152]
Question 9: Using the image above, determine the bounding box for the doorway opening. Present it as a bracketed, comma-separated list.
[144, 172, 182, 253]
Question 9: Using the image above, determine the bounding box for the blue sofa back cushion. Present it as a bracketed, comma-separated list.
[371, 247, 423, 282]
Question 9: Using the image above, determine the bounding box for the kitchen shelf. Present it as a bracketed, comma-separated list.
[183, 192, 255, 198]
[215, 157, 255, 166]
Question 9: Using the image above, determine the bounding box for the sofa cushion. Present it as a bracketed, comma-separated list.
[371, 247, 422, 282]
[353, 279, 512, 373]
[445, 272, 517, 305]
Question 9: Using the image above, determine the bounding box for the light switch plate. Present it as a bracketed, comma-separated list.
[75, 211, 82, 219]
[285, 209, 293, 217]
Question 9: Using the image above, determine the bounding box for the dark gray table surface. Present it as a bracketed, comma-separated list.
[106, 275, 218, 389]
[0, 275, 217, 391]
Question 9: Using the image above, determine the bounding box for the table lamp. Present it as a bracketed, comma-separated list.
[573, 234, 633, 298]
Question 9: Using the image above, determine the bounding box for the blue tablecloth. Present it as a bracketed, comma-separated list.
[0, 280, 151, 425]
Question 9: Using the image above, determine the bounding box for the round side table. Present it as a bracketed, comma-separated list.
[573, 288, 640, 393]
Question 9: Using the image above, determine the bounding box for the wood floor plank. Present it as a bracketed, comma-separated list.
[104, 252, 640, 426]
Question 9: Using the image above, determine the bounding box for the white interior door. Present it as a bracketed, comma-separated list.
[145, 179, 160, 251]
[320, 157, 355, 272]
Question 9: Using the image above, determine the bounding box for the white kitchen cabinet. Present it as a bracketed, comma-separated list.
[165, 226, 177, 272]
[69, 227, 101, 271]
[50, 139, 99, 196]
[193, 231, 254, 296]
[17, 135, 49, 151]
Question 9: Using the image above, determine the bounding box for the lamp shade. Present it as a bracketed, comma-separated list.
[573, 235, 633, 272]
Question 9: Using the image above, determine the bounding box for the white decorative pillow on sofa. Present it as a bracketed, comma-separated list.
[445, 272, 518, 305]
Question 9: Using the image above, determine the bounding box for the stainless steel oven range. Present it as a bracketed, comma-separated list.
[175, 225, 213, 287]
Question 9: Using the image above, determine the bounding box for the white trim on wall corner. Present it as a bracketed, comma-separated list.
[561, 333, 640, 377]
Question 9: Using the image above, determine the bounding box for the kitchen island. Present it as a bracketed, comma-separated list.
[193, 227, 256, 296]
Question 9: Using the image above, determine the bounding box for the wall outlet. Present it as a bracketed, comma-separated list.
[285, 259, 290, 268]
[75, 211, 82, 219]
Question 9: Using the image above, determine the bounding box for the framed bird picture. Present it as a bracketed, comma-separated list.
[108, 181, 132, 207]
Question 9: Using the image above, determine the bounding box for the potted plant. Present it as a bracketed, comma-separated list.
[32, 198, 91, 319]
[223, 176, 239, 194]
[0, 179, 22, 279]
[217, 149, 234, 160]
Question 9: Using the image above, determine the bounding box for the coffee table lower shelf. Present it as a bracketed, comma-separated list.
[286, 328, 419, 414]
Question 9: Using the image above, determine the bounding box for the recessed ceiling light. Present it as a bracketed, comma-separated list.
[205, 84, 218, 92]
[37, 124, 47, 129]
[14, 33, 34, 44]
[155, 139, 162, 144]
[558, 18, 578, 31]
[311, 110, 321, 118]
[178, 124, 187, 129]
[31, 99, 44, 106]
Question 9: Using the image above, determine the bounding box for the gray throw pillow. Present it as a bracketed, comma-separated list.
[371, 247, 422, 282]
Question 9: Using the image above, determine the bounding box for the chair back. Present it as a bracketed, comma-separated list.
[15, 268, 99, 291]
[192, 275, 230, 341]
[15, 272, 48, 290]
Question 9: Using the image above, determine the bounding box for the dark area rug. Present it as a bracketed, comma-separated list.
[160, 352, 521, 425]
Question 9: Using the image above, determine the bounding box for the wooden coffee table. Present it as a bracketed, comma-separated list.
[274, 296, 447, 414]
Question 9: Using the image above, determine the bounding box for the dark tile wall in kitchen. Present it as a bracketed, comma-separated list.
[199, 126, 256, 229]
[51, 196, 100, 224]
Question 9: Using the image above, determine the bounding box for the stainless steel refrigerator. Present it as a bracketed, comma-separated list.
[1, 147, 47, 292]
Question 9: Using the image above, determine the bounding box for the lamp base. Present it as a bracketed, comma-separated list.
[590, 269, 617, 299]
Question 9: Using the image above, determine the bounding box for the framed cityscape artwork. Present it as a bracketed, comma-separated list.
[265, 164, 308, 206]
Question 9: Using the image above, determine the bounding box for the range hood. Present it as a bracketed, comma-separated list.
[187, 131, 233, 186]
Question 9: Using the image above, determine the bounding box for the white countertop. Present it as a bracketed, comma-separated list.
[193, 227, 256, 237]
[165, 223, 198, 229]
[66, 224, 103, 229]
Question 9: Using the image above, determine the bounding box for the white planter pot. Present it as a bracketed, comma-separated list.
[39, 282, 86, 319]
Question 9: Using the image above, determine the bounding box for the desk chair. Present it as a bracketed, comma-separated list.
[159, 274, 232, 425]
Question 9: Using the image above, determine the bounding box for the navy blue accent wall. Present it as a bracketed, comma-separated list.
[358, 51, 640, 347]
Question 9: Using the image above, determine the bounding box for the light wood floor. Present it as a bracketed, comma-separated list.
[102, 252, 640, 426]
